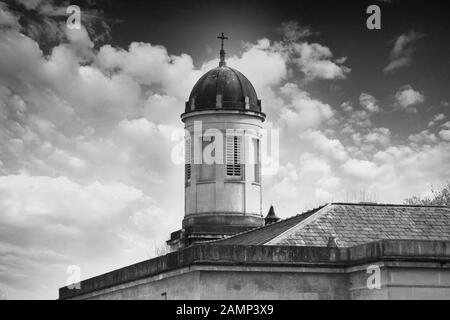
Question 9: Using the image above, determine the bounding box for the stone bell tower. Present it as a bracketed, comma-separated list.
[168, 33, 266, 249]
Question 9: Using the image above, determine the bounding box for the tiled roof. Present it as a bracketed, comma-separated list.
[213, 205, 326, 245]
[216, 203, 450, 247]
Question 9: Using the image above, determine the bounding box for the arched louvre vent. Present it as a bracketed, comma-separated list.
[226, 135, 242, 177]
[185, 138, 191, 181]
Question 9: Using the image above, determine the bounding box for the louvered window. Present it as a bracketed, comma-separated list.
[185, 138, 191, 182]
[254, 138, 260, 183]
[226, 135, 242, 177]
[199, 136, 215, 181]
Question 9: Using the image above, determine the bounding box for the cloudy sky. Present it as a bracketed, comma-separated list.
[0, 0, 449, 299]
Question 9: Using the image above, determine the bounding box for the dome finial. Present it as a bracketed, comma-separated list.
[217, 32, 228, 67]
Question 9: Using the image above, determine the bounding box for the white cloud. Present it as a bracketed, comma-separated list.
[272, 21, 350, 81]
[347, 110, 372, 129]
[439, 130, 450, 141]
[384, 30, 425, 73]
[97, 42, 201, 100]
[143, 94, 180, 125]
[340, 101, 353, 112]
[373, 143, 450, 191]
[271, 176, 300, 200]
[301, 130, 348, 161]
[279, 83, 334, 130]
[0, 175, 165, 299]
[352, 128, 391, 152]
[359, 93, 380, 113]
[409, 130, 438, 144]
[341, 158, 382, 180]
[266, 153, 342, 213]
[394, 85, 425, 112]
[428, 113, 446, 127]
[225, 38, 287, 92]
[291, 42, 350, 80]
[365, 128, 390, 145]
[0, 3, 20, 28]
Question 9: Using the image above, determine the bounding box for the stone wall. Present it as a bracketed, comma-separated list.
[59, 240, 450, 300]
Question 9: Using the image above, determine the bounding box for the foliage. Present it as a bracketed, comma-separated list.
[404, 182, 450, 206]
[148, 241, 171, 259]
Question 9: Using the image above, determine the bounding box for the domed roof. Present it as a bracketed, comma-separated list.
[185, 65, 261, 113]
[183, 33, 263, 116]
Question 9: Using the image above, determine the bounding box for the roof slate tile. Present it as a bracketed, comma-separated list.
[215, 203, 450, 247]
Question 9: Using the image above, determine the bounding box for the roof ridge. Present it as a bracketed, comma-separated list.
[211, 203, 329, 244]
[264, 204, 334, 245]
[331, 202, 450, 208]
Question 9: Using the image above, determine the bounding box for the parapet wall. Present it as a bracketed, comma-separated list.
[59, 239, 450, 299]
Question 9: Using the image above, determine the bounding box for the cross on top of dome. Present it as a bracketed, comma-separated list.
[217, 32, 228, 67]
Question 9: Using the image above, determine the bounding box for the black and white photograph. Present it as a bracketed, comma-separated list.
[0, 0, 449, 304]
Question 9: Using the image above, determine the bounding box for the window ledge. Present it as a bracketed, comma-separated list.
[225, 180, 245, 184]
[197, 180, 215, 184]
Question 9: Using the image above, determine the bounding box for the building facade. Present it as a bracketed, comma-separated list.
[60, 239, 450, 300]
[168, 34, 266, 248]
[59, 35, 450, 300]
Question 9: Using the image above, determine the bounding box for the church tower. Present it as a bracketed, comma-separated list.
[168, 33, 266, 249]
